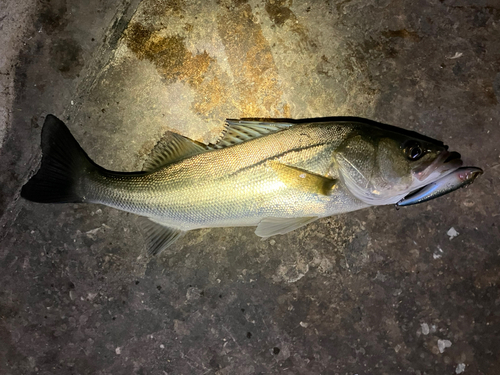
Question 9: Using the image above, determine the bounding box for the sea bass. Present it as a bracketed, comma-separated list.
[22, 115, 475, 255]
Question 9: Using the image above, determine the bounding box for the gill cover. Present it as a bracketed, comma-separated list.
[335, 134, 412, 205]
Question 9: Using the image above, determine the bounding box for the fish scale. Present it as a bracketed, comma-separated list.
[86, 122, 353, 224]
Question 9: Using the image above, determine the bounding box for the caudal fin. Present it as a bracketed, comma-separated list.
[21, 114, 97, 203]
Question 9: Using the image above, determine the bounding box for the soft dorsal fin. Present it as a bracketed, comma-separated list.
[255, 217, 319, 237]
[138, 217, 185, 256]
[268, 161, 337, 195]
[143, 132, 207, 172]
[208, 120, 293, 149]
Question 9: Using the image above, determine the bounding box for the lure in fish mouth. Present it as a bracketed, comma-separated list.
[397, 166, 483, 207]
[21, 115, 482, 255]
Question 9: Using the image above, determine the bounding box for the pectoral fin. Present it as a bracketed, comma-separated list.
[255, 217, 319, 237]
[268, 161, 337, 195]
[138, 218, 185, 256]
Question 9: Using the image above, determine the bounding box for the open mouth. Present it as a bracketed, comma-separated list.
[415, 150, 463, 182]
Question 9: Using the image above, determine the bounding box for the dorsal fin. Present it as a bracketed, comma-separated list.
[208, 120, 293, 149]
[143, 132, 208, 172]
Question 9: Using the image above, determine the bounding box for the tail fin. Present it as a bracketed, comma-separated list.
[21, 114, 97, 203]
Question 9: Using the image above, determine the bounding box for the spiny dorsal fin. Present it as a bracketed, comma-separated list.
[208, 120, 293, 149]
[138, 217, 185, 256]
[268, 161, 337, 195]
[255, 217, 319, 237]
[143, 132, 207, 172]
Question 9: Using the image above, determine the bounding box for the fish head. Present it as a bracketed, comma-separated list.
[334, 126, 463, 205]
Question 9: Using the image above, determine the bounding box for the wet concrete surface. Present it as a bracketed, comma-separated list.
[1, 0, 499, 374]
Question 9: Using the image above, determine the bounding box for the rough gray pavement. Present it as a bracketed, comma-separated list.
[1, 0, 499, 374]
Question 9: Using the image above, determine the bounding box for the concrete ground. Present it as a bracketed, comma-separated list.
[1, 0, 499, 374]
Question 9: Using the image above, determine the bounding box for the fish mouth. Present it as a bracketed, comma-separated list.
[415, 150, 463, 183]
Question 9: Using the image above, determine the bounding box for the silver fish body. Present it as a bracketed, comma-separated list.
[22, 115, 476, 254]
[86, 122, 367, 228]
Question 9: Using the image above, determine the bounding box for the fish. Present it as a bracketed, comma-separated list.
[22, 115, 474, 255]
[396, 167, 483, 207]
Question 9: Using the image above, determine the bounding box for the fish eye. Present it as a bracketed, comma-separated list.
[404, 141, 424, 160]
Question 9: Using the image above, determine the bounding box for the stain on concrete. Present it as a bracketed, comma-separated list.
[381, 28, 421, 42]
[217, 2, 288, 117]
[36, 0, 68, 34]
[143, 0, 186, 15]
[265, 0, 316, 51]
[265, 0, 293, 27]
[122, 20, 239, 131]
[125, 23, 212, 87]
[123, 0, 292, 122]
[50, 37, 84, 78]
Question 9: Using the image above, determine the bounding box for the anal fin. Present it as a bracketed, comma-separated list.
[255, 217, 319, 238]
[138, 218, 185, 256]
